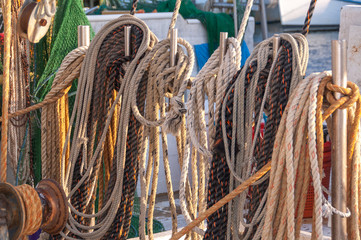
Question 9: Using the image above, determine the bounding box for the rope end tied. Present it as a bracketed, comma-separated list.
[163, 96, 186, 136]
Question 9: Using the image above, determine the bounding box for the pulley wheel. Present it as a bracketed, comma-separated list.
[17, 0, 52, 43]
[36, 179, 68, 235]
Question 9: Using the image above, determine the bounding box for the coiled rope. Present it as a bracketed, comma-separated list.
[262, 72, 360, 239]
[16, 184, 43, 237]
[41, 47, 88, 184]
[127, 0, 195, 238]
[179, 0, 254, 237]
[226, 0, 318, 237]
[207, 33, 308, 240]
[58, 14, 157, 239]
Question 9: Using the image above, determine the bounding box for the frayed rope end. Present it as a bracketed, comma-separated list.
[163, 96, 186, 136]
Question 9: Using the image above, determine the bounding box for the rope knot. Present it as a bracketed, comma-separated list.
[163, 96, 186, 136]
[320, 76, 361, 121]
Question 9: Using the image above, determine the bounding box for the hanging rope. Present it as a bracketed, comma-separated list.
[0, 0, 12, 183]
[204, 33, 308, 240]
[57, 14, 157, 239]
[41, 47, 88, 184]
[8, 0, 32, 185]
[179, 0, 254, 237]
[127, 0, 195, 238]
[316, 76, 361, 239]
[261, 72, 360, 239]
[302, 0, 318, 36]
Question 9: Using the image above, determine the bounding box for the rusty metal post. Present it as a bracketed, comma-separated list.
[331, 39, 348, 240]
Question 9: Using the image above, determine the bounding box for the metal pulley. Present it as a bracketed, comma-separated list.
[0, 179, 68, 240]
[17, 0, 56, 43]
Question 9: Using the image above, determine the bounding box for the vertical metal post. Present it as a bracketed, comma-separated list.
[170, 29, 178, 67]
[232, 0, 238, 35]
[219, 32, 228, 64]
[77, 25, 90, 48]
[273, 34, 280, 59]
[259, 0, 268, 40]
[331, 39, 348, 240]
[125, 26, 132, 57]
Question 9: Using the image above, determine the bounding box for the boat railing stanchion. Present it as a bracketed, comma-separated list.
[77, 25, 90, 48]
[125, 26, 131, 57]
[219, 32, 228, 64]
[273, 34, 280, 59]
[331, 39, 348, 240]
[170, 28, 178, 67]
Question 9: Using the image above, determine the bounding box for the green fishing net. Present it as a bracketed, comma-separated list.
[95, 0, 160, 13]
[31, 0, 94, 184]
[158, 0, 235, 54]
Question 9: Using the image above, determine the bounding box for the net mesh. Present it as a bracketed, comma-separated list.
[30, 0, 94, 184]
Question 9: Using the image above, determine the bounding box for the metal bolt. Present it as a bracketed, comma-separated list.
[39, 19, 47, 27]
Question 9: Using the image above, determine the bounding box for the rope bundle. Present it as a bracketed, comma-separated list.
[41, 47, 88, 184]
[262, 72, 360, 239]
[57, 14, 157, 239]
[317, 76, 361, 239]
[179, 1, 255, 237]
[197, 1, 317, 238]
[203, 33, 308, 240]
[127, 0, 195, 238]
[8, 0, 32, 185]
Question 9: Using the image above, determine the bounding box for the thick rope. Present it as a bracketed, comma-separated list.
[0, 0, 12, 182]
[262, 72, 359, 239]
[179, 1, 255, 237]
[41, 47, 87, 184]
[58, 15, 156, 240]
[317, 76, 361, 239]
[128, 0, 195, 236]
[201, 33, 307, 240]
[8, 0, 31, 184]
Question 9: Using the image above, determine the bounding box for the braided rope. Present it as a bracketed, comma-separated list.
[261, 72, 361, 239]
[180, 1, 254, 237]
[8, 0, 31, 184]
[201, 33, 307, 240]
[58, 15, 155, 239]
[302, 0, 317, 36]
[129, 21, 195, 240]
[16, 184, 43, 236]
[41, 47, 87, 184]
[130, 0, 139, 15]
[0, 0, 12, 182]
